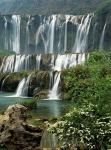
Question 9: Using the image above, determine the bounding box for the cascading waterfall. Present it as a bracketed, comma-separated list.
[0, 55, 36, 72]
[0, 53, 88, 98]
[48, 53, 86, 100]
[0, 53, 86, 73]
[0, 14, 110, 53]
[72, 14, 93, 53]
[11, 15, 21, 54]
[99, 23, 107, 50]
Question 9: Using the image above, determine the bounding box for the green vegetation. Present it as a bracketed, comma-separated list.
[96, 0, 111, 16]
[49, 51, 111, 149]
[61, 51, 111, 114]
[49, 104, 111, 150]
[20, 99, 37, 110]
[0, 49, 15, 56]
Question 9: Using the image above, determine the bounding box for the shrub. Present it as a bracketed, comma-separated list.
[49, 104, 111, 150]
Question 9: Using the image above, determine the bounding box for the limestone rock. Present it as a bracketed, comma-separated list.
[0, 104, 43, 150]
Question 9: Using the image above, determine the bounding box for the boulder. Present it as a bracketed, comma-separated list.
[0, 104, 43, 150]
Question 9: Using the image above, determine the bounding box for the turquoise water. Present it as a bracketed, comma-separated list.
[0, 92, 71, 118]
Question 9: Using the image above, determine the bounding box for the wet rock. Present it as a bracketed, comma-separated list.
[0, 104, 43, 150]
[34, 90, 48, 99]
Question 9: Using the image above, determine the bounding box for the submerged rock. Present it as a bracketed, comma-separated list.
[0, 104, 43, 150]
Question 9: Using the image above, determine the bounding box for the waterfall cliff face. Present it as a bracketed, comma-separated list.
[0, 53, 87, 73]
[0, 12, 109, 98]
[11, 15, 21, 53]
[0, 13, 109, 54]
[72, 14, 93, 52]
[0, 53, 88, 98]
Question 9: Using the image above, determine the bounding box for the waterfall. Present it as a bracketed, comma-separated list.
[0, 53, 88, 99]
[48, 72, 61, 100]
[99, 23, 107, 50]
[15, 78, 26, 97]
[35, 15, 57, 53]
[0, 14, 110, 54]
[15, 74, 31, 97]
[48, 15, 57, 53]
[0, 53, 87, 73]
[4, 17, 8, 50]
[36, 55, 41, 70]
[0, 55, 33, 73]
[64, 15, 70, 52]
[26, 16, 31, 52]
[48, 53, 86, 100]
[0, 55, 15, 73]
[11, 15, 21, 54]
[72, 14, 93, 53]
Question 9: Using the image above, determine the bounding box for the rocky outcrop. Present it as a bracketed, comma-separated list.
[0, 104, 43, 150]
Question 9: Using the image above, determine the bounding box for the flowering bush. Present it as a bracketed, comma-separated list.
[48, 104, 111, 150]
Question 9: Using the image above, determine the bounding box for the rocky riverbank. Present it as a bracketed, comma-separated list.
[0, 104, 43, 150]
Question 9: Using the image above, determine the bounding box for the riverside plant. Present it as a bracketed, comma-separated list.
[48, 104, 111, 150]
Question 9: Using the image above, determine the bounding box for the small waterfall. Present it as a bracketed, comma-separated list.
[26, 16, 31, 52]
[73, 14, 93, 53]
[15, 74, 31, 97]
[36, 55, 41, 70]
[4, 16, 8, 50]
[48, 72, 61, 100]
[99, 23, 107, 50]
[11, 15, 21, 54]
[15, 78, 26, 97]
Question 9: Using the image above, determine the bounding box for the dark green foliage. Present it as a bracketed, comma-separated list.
[61, 51, 111, 114]
[96, 0, 111, 17]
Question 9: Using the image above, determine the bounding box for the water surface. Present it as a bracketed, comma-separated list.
[0, 92, 71, 118]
